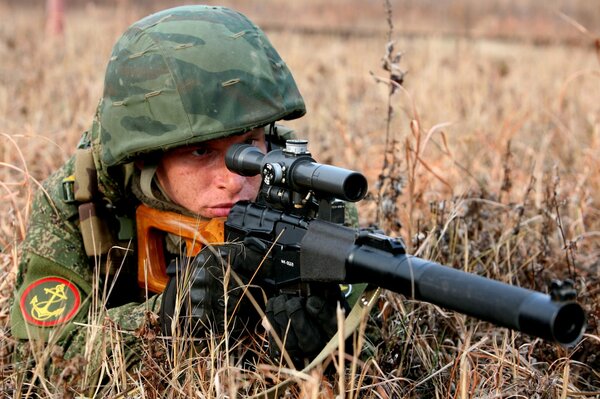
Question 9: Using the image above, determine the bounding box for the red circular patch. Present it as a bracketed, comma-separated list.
[20, 277, 81, 327]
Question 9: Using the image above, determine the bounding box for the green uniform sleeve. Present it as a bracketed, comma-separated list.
[10, 157, 93, 341]
[10, 157, 159, 375]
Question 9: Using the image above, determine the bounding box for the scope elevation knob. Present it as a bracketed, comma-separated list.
[284, 139, 310, 155]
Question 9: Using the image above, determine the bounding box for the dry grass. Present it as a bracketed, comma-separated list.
[1, 1, 599, 397]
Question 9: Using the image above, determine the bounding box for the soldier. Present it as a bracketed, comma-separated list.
[10, 5, 363, 386]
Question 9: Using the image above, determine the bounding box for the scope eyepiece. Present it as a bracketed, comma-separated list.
[225, 144, 264, 176]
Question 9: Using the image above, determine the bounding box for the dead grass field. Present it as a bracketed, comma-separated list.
[0, 1, 599, 397]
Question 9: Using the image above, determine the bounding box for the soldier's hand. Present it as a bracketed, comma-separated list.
[265, 285, 348, 366]
[159, 244, 262, 338]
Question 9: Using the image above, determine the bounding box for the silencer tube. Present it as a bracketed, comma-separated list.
[346, 247, 586, 345]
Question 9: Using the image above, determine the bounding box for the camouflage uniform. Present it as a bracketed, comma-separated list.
[10, 5, 305, 377]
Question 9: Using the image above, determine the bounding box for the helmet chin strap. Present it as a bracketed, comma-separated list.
[139, 162, 161, 202]
[266, 122, 277, 152]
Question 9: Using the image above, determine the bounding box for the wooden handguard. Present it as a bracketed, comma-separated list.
[136, 204, 225, 293]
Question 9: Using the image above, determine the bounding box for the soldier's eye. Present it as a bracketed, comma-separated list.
[191, 147, 210, 157]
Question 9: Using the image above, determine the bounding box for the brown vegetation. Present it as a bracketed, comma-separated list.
[0, 1, 598, 397]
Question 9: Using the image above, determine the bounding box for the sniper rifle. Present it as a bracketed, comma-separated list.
[222, 139, 586, 346]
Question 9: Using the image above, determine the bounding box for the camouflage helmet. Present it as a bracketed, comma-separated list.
[98, 5, 306, 166]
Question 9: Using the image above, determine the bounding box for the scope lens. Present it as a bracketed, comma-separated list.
[342, 173, 368, 201]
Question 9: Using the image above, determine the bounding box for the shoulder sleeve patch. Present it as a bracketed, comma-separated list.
[19, 277, 82, 327]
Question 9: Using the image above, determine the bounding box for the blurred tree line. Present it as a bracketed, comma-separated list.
[3, 0, 597, 44]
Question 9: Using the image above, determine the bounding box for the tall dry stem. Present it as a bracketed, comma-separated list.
[372, 0, 406, 236]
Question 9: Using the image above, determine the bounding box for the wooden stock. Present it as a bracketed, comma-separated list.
[136, 204, 225, 293]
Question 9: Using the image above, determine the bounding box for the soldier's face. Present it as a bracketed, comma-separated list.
[156, 128, 266, 218]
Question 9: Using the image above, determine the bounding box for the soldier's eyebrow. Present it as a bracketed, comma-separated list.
[248, 130, 262, 139]
[246, 131, 264, 145]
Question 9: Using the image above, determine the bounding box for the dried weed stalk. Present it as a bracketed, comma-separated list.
[371, 0, 406, 235]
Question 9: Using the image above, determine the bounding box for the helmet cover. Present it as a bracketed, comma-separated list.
[99, 5, 306, 166]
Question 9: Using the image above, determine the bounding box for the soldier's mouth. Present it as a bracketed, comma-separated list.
[206, 203, 235, 218]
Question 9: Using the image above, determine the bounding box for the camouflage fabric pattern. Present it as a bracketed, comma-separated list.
[344, 202, 360, 228]
[9, 155, 156, 342]
[9, 152, 162, 390]
[99, 5, 306, 167]
[15, 157, 92, 290]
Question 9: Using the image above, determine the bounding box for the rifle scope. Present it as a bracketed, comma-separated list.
[226, 141, 368, 202]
